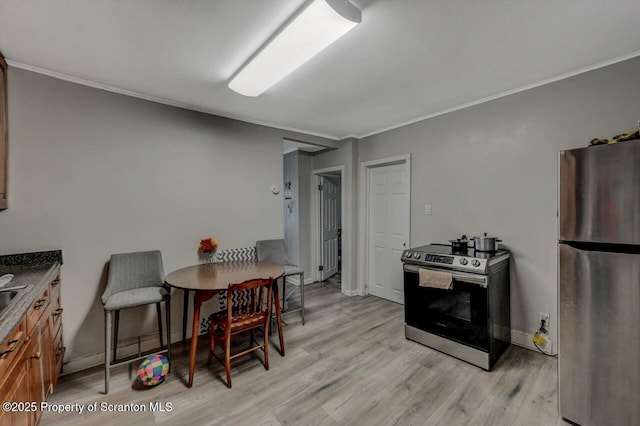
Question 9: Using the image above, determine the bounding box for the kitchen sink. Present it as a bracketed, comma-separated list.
[0, 290, 18, 314]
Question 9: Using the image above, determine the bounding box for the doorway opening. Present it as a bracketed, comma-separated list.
[282, 140, 326, 309]
[311, 165, 348, 294]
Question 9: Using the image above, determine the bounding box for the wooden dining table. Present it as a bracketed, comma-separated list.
[165, 260, 285, 388]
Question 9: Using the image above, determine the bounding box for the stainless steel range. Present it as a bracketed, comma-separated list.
[402, 243, 511, 370]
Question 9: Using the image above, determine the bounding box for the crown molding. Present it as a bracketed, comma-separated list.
[6, 60, 340, 141]
[353, 49, 640, 140]
[8, 49, 640, 143]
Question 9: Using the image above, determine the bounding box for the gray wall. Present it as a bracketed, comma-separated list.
[358, 56, 640, 351]
[297, 152, 312, 277]
[283, 151, 299, 265]
[282, 150, 312, 278]
[0, 68, 331, 369]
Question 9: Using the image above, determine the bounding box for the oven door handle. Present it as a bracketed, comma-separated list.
[403, 264, 488, 287]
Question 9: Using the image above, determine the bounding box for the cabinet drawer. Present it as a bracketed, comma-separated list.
[51, 307, 63, 334]
[50, 278, 63, 333]
[26, 286, 50, 335]
[50, 275, 61, 308]
[53, 328, 65, 387]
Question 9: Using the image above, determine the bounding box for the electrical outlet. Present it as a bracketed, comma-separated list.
[539, 312, 550, 328]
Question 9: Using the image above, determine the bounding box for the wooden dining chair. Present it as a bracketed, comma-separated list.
[206, 277, 273, 388]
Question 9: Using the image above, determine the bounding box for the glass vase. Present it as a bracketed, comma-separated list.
[199, 250, 217, 264]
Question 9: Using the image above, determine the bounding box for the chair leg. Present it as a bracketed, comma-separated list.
[263, 320, 270, 370]
[113, 310, 120, 363]
[300, 272, 305, 325]
[273, 281, 285, 356]
[206, 327, 214, 366]
[224, 328, 232, 388]
[249, 330, 255, 350]
[165, 296, 172, 372]
[281, 277, 286, 310]
[156, 303, 164, 348]
[104, 310, 111, 395]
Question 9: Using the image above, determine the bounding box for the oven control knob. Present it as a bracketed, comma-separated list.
[414, 252, 421, 259]
[405, 251, 412, 258]
[471, 259, 481, 267]
[459, 258, 468, 265]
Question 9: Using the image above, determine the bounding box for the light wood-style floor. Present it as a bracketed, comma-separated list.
[42, 280, 566, 426]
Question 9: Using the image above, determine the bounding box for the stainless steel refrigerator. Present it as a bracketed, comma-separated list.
[558, 142, 640, 426]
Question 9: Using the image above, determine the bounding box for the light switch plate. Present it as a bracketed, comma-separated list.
[424, 204, 432, 215]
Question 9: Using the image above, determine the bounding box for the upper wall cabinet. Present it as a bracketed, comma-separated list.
[0, 51, 7, 210]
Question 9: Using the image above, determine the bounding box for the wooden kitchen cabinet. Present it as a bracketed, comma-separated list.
[24, 282, 49, 425]
[0, 269, 64, 425]
[27, 331, 45, 425]
[0, 51, 7, 210]
[0, 358, 30, 426]
[47, 275, 63, 392]
[0, 321, 30, 426]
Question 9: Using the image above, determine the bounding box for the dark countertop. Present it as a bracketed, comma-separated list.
[0, 250, 62, 344]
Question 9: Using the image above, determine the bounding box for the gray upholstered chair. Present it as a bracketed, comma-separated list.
[256, 239, 304, 325]
[101, 250, 171, 394]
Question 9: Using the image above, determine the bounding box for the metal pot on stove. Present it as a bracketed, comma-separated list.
[472, 233, 502, 252]
[449, 235, 470, 252]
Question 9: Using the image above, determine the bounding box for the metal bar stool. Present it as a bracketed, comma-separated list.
[102, 250, 171, 394]
[256, 240, 305, 325]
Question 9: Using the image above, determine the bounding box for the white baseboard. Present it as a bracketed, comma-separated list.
[511, 329, 555, 355]
[65, 327, 555, 375]
[61, 330, 189, 376]
[342, 288, 362, 296]
[63, 354, 104, 375]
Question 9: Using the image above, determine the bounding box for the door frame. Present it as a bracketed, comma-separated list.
[358, 154, 411, 297]
[311, 165, 348, 294]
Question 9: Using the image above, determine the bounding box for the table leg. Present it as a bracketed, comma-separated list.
[273, 280, 285, 356]
[188, 292, 201, 388]
[182, 289, 189, 344]
[188, 291, 216, 388]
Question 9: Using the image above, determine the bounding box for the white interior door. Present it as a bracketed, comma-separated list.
[367, 163, 409, 304]
[321, 175, 339, 280]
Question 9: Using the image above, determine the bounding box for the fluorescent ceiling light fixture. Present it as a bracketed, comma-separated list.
[229, 0, 361, 97]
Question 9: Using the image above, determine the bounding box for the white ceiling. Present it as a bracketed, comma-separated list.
[1, 0, 639, 140]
